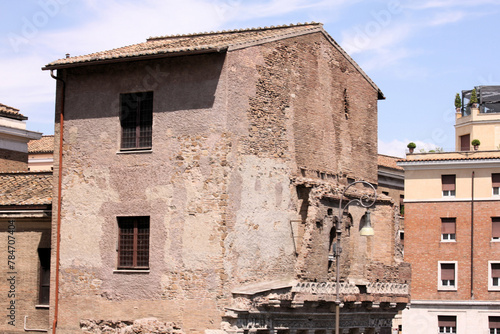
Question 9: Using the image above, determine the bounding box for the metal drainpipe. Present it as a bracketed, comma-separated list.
[471, 171, 475, 300]
[49, 69, 65, 333]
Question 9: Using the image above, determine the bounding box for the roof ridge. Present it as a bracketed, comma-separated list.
[147, 22, 322, 42]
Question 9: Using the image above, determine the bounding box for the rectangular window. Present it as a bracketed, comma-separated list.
[460, 134, 470, 151]
[493, 174, 500, 196]
[438, 315, 456, 333]
[442, 175, 456, 197]
[120, 92, 153, 150]
[490, 316, 500, 334]
[493, 218, 500, 240]
[441, 218, 456, 242]
[38, 248, 50, 305]
[117, 217, 150, 269]
[439, 262, 457, 290]
[489, 261, 500, 291]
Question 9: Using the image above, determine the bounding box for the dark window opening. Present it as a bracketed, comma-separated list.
[400, 194, 405, 217]
[492, 217, 500, 240]
[492, 263, 500, 287]
[118, 216, 150, 269]
[493, 174, 500, 196]
[460, 134, 470, 151]
[120, 92, 153, 150]
[38, 248, 51, 305]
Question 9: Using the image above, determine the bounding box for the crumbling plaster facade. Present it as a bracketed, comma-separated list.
[47, 26, 408, 334]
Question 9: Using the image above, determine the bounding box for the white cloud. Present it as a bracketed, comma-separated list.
[406, 0, 499, 10]
[234, 0, 352, 20]
[427, 11, 466, 26]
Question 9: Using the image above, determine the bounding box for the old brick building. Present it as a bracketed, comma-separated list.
[43, 23, 409, 334]
[0, 106, 52, 333]
[399, 97, 500, 333]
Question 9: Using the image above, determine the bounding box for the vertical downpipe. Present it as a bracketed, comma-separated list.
[50, 69, 65, 333]
[471, 171, 475, 300]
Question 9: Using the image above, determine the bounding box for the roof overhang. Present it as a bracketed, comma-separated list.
[398, 158, 500, 170]
[42, 46, 228, 71]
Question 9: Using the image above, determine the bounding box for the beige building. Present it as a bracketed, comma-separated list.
[456, 86, 500, 151]
[28, 135, 55, 171]
[399, 88, 500, 334]
[0, 103, 42, 172]
[43, 23, 409, 334]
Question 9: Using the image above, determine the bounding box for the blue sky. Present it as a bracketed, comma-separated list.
[1, 0, 500, 157]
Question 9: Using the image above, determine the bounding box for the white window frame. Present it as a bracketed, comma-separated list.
[493, 186, 499, 196]
[438, 261, 457, 291]
[438, 326, 456, 333]
[442, 190, 456, 197]
[488, 261, 500, 291]
[441, 233, 456, 242]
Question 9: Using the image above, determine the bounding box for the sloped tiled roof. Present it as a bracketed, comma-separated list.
[378, 154, 404, 170]
[42, 23, 382, 97]
[28, 135, 54, 153]
[0, 172, 53, 206]
[0, 103, 27, 120]
[44, 23, 323, 68]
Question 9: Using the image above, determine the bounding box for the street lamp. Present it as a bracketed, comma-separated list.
[334, 180, 377, 334]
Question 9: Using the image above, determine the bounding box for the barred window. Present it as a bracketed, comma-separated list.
[117, 217, 150, 269]
[120, 92, 153, 150]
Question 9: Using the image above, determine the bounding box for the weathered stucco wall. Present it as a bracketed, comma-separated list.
[51, 32, 394, 334]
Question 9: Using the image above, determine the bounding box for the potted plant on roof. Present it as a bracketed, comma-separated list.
[454, 93, 461, 113]
[407, 142, 416, 154]
[471, 139, 480, 150]
[469, 88, 478, 108]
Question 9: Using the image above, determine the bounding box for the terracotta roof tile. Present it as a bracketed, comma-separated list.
[378, 154, 404, 170]
[0, 172, 53, 206]
[0, 103, 27, 120]
[44, 23, 323, 68]
[28, 135, 55, 153]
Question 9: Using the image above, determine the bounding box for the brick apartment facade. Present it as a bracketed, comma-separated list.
[399, 102, 500, 334]
[42, 23, 409, 334]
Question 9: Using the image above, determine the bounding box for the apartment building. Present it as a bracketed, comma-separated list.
[399, 87, 500, 333]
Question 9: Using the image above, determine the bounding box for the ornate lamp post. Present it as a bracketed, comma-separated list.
[334, 181, 377, 334]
